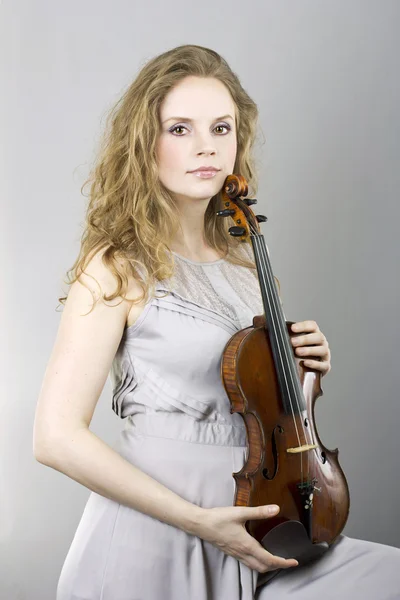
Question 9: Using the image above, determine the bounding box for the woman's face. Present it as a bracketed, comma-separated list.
[156, 76, 238, 205]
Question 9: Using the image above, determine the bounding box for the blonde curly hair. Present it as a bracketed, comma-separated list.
[58, 44, 264, 313]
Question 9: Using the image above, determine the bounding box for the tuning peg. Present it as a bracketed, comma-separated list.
[243, 198, 257, 206]
[229, 226, 246, 237]
[216, 209, 236, 217]
[256, 214, 268, 223]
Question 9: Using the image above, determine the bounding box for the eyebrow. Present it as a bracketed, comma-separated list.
[162, 114, 234, 124]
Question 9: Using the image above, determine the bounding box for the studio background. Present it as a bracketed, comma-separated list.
[1, 1, 399, 598]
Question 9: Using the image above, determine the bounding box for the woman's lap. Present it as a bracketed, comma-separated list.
[255, 535, 400, 600]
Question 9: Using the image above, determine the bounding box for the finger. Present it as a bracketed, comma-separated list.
[303, 359, 330, 373]
[237, 505, 280, 522]
[251, 547, 299, 571]
[291, 332, 325, 346]
[271, 557, 299, 570]
[295, 345, 327, 357]
[241, 554, 277, 573]
[291, 320, 318, 333]
[244, 554, 298, 573]
[250, 538, 299, 567]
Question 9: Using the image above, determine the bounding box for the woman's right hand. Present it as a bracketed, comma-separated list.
[194, 504, 299, 573]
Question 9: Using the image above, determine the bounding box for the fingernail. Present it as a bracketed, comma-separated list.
[267, 505, 279, 515]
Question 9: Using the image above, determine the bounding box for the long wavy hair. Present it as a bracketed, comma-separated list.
[58, 44, 266, 312]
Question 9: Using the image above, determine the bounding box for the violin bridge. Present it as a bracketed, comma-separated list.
[286, 444, 317, 454]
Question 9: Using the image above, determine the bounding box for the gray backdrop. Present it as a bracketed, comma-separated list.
[1, 1, 399, 598]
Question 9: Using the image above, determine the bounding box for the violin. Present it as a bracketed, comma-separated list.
[219, 174, 350, 566]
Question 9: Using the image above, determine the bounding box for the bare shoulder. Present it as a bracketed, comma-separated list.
[76, 250, 146, 326]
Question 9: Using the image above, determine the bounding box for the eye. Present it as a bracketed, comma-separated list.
[169, 125, 188, 136]
[214, 124, 231, 134]
[169, 123, 232, 136]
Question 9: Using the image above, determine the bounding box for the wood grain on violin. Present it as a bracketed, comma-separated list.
[219, 174, 350, 566]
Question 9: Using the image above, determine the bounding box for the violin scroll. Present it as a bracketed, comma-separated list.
[217, 174, 267, 240]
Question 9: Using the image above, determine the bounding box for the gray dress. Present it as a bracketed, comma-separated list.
[57, 246, 400, 600]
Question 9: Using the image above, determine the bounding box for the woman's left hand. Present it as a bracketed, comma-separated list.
[290, 320, 331, 376]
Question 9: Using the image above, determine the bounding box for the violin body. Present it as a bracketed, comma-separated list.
[218, 173, 350, 565]
[221, 316, 350, 561]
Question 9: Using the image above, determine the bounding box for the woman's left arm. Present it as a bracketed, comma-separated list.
[290, 320, 331, 376]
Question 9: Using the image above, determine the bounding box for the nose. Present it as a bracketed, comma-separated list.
[195, 130, 217, 156]
[197, 148, 216, 157]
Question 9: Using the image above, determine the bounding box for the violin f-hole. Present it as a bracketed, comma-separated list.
[262, 425, 284, 480]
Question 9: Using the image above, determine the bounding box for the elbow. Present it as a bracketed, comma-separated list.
[33, 436, 58, 465]
[33, 430, 69, 466]
[33, 420, 55, 464]
[34, 450, 49, 465]
[33, 425, 87, 465]
[33, 416, 75, 465]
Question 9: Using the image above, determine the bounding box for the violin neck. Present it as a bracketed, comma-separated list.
[250, 234, 306, 413]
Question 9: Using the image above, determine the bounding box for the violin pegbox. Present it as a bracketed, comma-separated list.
[217, 174, 267, 240]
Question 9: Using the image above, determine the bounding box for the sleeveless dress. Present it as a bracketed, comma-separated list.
[57, 245, 400, 600]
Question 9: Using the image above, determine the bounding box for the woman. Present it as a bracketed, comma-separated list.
[33, 44, 400, 599]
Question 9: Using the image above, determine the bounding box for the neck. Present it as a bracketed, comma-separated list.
[170, 196, 211, 258]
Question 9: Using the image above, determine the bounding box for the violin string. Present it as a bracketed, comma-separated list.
[253, 234, 307, 436]
[253, 228, 318, 482]
[253, 233, 312, 484]
[251, 229, 316, 484]
[250, 231, 305, 482]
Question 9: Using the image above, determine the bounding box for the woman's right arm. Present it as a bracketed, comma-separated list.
[33, 251, 297, 574]
[33, 250, 204, 531]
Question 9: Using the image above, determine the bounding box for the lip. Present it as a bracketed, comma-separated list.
[188, 166, 220, 173]
[190, 171, 219, 179]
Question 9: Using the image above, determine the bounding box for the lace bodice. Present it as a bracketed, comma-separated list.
[156, 244, 265, 329]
